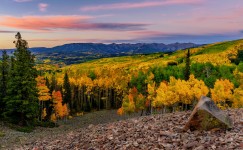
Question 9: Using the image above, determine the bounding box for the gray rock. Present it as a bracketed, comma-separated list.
[183, 96, 233, 131]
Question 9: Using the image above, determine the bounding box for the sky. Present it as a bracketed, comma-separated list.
[0, 0, 243, 49]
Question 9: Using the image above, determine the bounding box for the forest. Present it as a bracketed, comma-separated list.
[0, 33, 243, 129]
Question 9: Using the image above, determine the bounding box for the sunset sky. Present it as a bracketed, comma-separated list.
[0, 0, 243, 49]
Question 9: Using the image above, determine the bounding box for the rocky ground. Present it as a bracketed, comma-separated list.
[0, 109, 242, 150]
[0, 110, 140, 149]
[15, 109, 243, 150]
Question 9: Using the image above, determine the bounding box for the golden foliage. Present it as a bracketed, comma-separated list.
[36, 76, 51, 101]
[153, 75, 209, 108]
[41, 108, 47, 120]
[211, 79, 234, 108]
[51, 113, 57, 122]
[233, 87, 243, 108]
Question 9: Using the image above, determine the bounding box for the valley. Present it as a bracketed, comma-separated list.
[1, 1, 243, 149]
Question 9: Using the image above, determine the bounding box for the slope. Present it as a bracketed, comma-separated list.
[61, 39, 243, 74]
[22, 109, 242, 150]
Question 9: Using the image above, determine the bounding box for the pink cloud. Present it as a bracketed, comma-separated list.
[81, 0, 203, 11]
[131, 31, 168, 37]
[28, 38, 100, 42]
[14, 0, 32, 2]
[39, 3, 48, 12]
[129, 31, 194, 39]
[0, 15, 148, 31]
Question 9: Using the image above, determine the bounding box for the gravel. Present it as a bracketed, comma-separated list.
[14, 109, 243, 150]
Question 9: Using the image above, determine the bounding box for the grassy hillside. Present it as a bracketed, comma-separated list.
[60, 39, 243, 74]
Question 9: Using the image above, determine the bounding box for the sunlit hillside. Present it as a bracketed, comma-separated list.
[55, 39, 243, 75]
[35, 39, 243, 117]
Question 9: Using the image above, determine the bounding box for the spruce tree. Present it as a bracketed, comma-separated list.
[4, 32, 39, 126]
[235, 49, 243, 65]
[50, 74, 57, 93]
[63, 72, 71, 109]
[184, 49, 190, 81]
[0, 50, 9, 116]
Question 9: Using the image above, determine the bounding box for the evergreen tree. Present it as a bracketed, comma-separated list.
[4, 32, 39, 126]
[235, 49, 243, 65]
[0, 50, 9, 116]
[50, 74, 57, 93]
[63, 72, 71, 109]
[184, 49, 191, 81]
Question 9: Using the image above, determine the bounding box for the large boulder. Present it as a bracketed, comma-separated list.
[183, 96, 233, 131]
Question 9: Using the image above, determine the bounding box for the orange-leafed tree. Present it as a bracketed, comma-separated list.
[119, 87, 146, 115]
[52, 90, 69, 121]
[117, 107, 124, 115]
[36, 76, 51, 101]
[121, 92, 136, 114]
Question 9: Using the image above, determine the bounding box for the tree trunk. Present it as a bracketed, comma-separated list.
[140, 109, 144, 116]
[98, 88, 101, 110]
[20, 112, 24, 126]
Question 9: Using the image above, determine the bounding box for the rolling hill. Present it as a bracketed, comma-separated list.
[1, 42, 198, 64]
[59, 39, 243, 74]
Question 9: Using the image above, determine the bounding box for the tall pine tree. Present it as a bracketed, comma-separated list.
[4, 32, 39, 126]
[63, 72, 71, 110]
[0, 50, 9, 116]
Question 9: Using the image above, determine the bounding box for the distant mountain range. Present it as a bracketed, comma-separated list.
[0, 42, 199, 64]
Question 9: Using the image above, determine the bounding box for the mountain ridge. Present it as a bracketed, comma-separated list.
[0, 42, 199, 52]
[0, 42, 199, 64]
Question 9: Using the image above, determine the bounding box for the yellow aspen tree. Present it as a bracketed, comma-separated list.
[153, 82, 167, 108]
[211, 79, 234, 109]
[147, 82, 156, 105]
[36, 76, 52, 121]
[174, 78, 193, 106]
[36, 76, 51, 101]
[188, 75, 209, 100]
[41, 108, 47, 120]
[233, 87, 243, 108]
[153, 80, 179, 112]
[167, 77, 180, 107]
[146, 73, 156, 113]
[50, 113, 57, 122]
[232, 72, 243, 108]
[136, 93, 146, 111]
